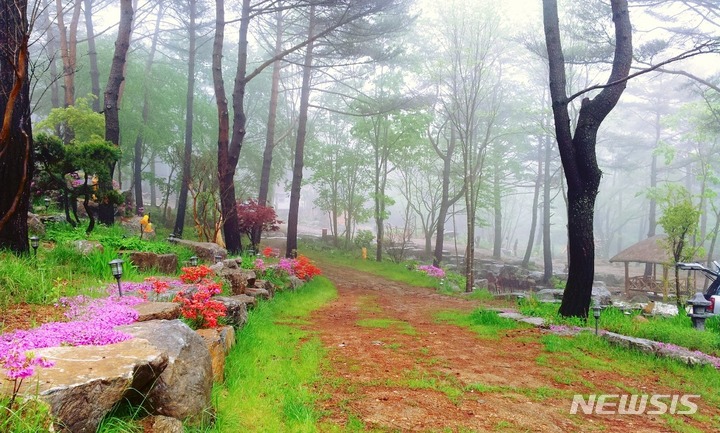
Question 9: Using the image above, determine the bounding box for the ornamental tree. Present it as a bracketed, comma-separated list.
[236, 199, 281, 252]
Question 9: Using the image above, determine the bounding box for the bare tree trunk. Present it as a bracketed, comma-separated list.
[100, 0, 134, 225]
[523, 137, 543, 268]
[174, 0, 196, 236]
[542, 133, 553, 282]
[84, 0, 101, 111]
[56, 0, 81, 108]
[134, 5, 164, 216]
[258, 6, 283, 207]
[543, 0, 632, 317]
[0, 0, 33, 253]
[492, 163, 502, 259]
[286, 5, 316, 258]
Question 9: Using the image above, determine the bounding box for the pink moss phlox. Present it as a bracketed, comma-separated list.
[417, 264, 446, 278]
[655, 341, 720, 369]
[1, 295, 145, 380]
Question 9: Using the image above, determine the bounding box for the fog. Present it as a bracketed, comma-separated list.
[27, 0, 720, 272]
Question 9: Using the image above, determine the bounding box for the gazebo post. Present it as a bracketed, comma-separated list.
[662, 265, 669, 300]
[624, 262, 629, 294]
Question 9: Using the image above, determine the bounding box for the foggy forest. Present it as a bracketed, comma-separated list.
[2, 0, 720, 318]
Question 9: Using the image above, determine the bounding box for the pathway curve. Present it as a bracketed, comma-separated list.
[309, 262, 710, 432]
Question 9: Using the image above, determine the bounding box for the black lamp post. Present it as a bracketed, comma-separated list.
[167, 233, 176, 243]
[592, 305, 602, 336]
[189, 256, 198, 266]
[29, 236, 39, 258]
[214, 254, 222, 264]
[44, 197, 50, 210]
[109, 259, 124, 297]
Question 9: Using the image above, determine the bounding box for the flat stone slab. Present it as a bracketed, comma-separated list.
[134, 302, 181, 321]
[498, 311, 547, 327]
[9, 338, 168, 433]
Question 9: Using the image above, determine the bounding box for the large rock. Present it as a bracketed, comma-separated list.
[117, 320, 213, 425]
[128, 252, 178, 274]
[196, 326, 235, 383]
[141, 415, 183, 433]
[11, 339, 168, 433]
[72, 240, 104, 256]
[134, 302, 182, 322]
[157, 254, 178, 274]
[214, 295, 252, 328]
[591, 281, 613, 306]
[174, 239, 227, 263]
[28, 212, 46, 235]
[535, 288, 564, 302]
[217, 268, 256, 295]
[245, 287, 271, 300]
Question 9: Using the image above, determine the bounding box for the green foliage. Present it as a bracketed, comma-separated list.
[650, 184, 703, 264]
[435, 308, 520, 339]
[211, 277, 337, 432]
[353, 230, 374, 250]
[36, 96, 105, 142]
[518, 297, 720, 355]
[0, 396, 54, 433]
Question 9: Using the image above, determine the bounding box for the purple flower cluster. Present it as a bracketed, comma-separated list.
[0, 295, 144, 380]
[417, 264, 446, 278]
[277, 257, 294, 274]
[655, 341, 720, 369]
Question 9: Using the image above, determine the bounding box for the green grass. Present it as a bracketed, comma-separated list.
[0, 397, 54, 433]
[0, 222, 196, 308]
[304, 248, 441, 289]
[203, 276, 337, 433]
[518, 296, 720, 355]
[434, 308, 522, 339]
[356, 318, 417, 335]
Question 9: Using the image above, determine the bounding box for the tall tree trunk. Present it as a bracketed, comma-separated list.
[523, 137, 543, 268]
[433, 127, 460, 266]
[286, 5, 315, 258]
[56, 0, 81, 108]
[492, 163, 502, 259]
[100, 0, 134, 225]
[543, 0, 632, 317]
[41, 0, 60, 110]
[258, 6, 283, 207]
[134, 5, 164, 216]
[150, 150, 157, 207]
[542, 132, 553, 282]
[174, 0, 197, 236]
[0, 0, 33, 254]
[254, 6, 284, 246]
[84, 0, 101, 111]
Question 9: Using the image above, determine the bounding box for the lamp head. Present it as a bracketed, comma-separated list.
[109, 258, 124, 279]
[592, 305, 602, 319]
[214, 254, 222, 263]
[29, 236, 39, 249]
[189, 256, 198, 266]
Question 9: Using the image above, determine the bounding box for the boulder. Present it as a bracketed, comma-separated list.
[72, 240, 104, 256]
[157, 254, 178, 274]
[12, 338, 168, 433]
[289, 275, 304, 291]
[117, 320, 214, 425]
[196, 326, 235, 383]
[221, 258, 237, 269]
[218, 268, 256, 295]
[214, 296, 250, 328]
[535, 288, 564, 302]
[245, 287, 271, 300]
[591, 281, 613, 306]
[173, 239, 227, 263]
[141, 415, 184, 433]
[134, 302, 182, 322]
[28, 212, 46, 235]
[130, 252, 159, 272]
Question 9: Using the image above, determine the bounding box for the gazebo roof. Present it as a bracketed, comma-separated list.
[609, 234, 670, 264]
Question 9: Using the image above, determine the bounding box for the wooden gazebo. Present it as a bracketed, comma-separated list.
[609, 234, 671, 295]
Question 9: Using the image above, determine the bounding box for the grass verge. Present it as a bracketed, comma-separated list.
[206, 276, 337, 433]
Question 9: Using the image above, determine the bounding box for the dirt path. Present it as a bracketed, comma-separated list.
[310, 263, 711, 433]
